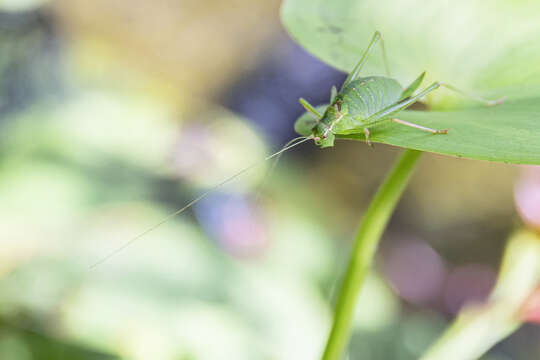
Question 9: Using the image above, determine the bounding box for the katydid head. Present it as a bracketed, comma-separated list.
[311, 103, 341, 148]
[294, 102, 338, 148]
[312, 118, 335, 148]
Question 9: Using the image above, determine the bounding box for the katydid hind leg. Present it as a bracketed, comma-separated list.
[373, 80, 504, 125]
[367, 81, 441, 124]
[439, 83, 505, 106]
[379, 33, 390, 77]
[342, 31, 383, 89]
[400, 71, 426, 100]
[391, 118, 448, 134]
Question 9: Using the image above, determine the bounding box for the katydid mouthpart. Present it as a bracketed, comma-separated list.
[90, 31, 504, 268]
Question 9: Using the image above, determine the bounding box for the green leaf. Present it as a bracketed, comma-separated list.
[281, 0, 540, 93]
[282, 0, 540, 164]
[345, 90, 540, 164]
[296, 89, 540, 164]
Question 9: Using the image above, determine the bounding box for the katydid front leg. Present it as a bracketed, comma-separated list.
[342, 31, 390, 90]
[299, 98, 323, 119]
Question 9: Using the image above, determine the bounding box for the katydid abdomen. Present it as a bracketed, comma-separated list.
[329, 76, 402, 135]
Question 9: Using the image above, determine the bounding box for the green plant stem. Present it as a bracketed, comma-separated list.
[322, 149, 422, 360]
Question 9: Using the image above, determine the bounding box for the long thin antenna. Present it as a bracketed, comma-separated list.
[254, 136, 307, 202]
[89, 136, 312, 269]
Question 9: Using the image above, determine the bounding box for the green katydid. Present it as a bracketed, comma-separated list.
[90, 31, 504, 268]
[295, 31, 504, 148]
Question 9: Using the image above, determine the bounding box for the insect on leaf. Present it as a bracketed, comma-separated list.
[283, 0, 540, 165]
